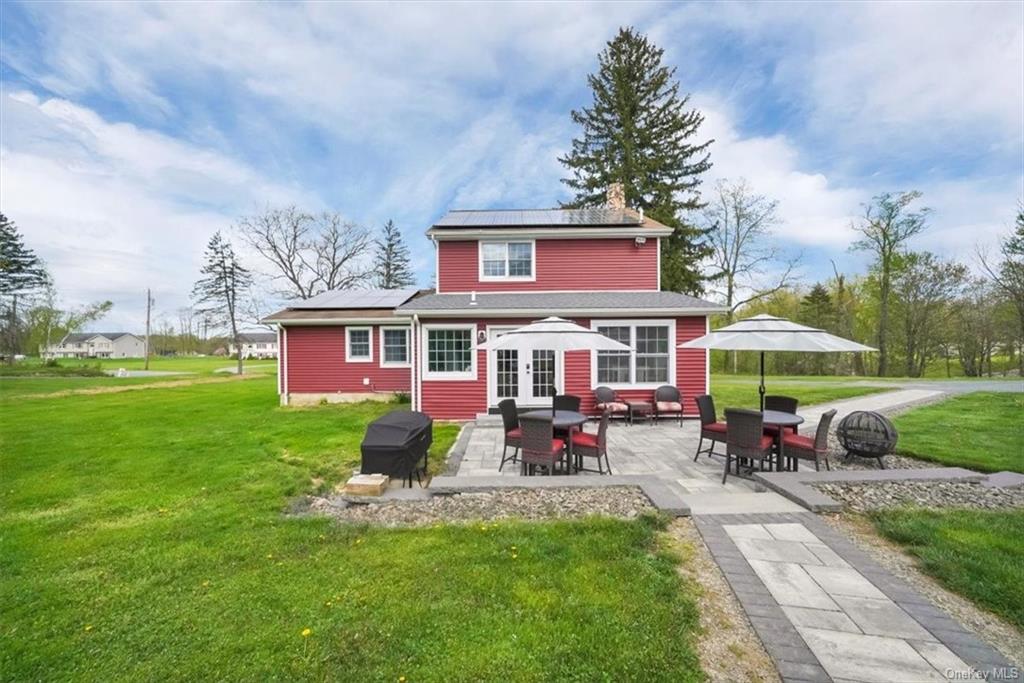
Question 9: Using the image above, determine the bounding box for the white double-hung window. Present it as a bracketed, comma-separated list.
[593, 320, 675, 388]
[479, 241, 534, 280]
[380, 327, 410, 367]
[346, 327, 372, 362]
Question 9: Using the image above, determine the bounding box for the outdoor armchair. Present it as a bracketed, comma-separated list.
[498, 398, 521, 472]
[694, 394, 727, 461]
[572, 410, 611, 474]
[518, 413, 565, 476]
[782, 409, 837, 471]
[593, 386, 629, 421]
[763, 395, 800, 437]
[653, 385, 684, 426]
[723, 408, 775, 484]
[553, 394, 582, 413]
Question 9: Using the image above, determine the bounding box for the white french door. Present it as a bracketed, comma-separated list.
[487, 327, 561, 407]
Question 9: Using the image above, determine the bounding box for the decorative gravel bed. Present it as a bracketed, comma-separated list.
[813, 480, 1024, 512]
[308, 486, 655, 527]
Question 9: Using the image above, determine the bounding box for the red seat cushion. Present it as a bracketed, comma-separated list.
[764, 425, 798, 436]
[782, 433, 817, 451]
[703, 422, 727, 434]
[656, 401, 683, 412]
[597, 401, 629, 412]
[550, 438, 565, 453]
[572, 432, 599, 448]
[506, 428, 522, 439]
[756, 434, 775, 450]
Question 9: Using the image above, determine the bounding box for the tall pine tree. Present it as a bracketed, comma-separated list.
[560, 27, 713, 295]
[373, 219, 415, 289]
[192, 231, 252, 375]
[1, 214, 50, 361]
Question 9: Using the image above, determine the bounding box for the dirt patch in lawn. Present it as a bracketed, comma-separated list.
[823, 513, 1024, 667]
[666, 518, 780, 683]
[18, 372, 267, 399]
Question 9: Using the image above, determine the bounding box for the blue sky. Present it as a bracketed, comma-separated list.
[1, 1, 1021, 331]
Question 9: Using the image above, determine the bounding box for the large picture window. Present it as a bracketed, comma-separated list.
[479, 241, 534, 280]
[346, 327, 372, 362]
[425, 326, 476, 379]
[380, 327, 410, 367]
[594, 321, 673, 386]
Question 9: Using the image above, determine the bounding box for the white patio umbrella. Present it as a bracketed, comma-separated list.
[479, 317, 631, 412]
[679, 314, 876, 410]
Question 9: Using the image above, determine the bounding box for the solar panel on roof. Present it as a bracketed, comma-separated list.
[291, 287, 418, 309]
[432, 208, 641, 228]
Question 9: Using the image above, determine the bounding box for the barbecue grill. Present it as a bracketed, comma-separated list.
[835, 411, 898, 469]
[360, 410, 433, 487]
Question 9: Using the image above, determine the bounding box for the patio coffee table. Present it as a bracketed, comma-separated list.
[522, 409, 588, 473]
[762, 410, 804, 471]
[625, 400, 653, 426]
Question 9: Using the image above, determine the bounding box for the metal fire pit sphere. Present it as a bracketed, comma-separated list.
[836, 411, 899, 468]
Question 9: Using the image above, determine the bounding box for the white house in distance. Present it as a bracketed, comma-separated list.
[42, 332, 145, 359]
[228, 332, 279, 359]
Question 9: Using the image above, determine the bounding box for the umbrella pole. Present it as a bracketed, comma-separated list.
[759, 351, 766, 412]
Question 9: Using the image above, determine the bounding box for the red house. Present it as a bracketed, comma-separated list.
[265, 192, 724, 420]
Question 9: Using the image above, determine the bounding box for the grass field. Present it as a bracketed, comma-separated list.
[709, 375, 889, 414]
[892, 392, 1024, 473]
[0, 377, 704, 680]
[870, 509, 1024, 631]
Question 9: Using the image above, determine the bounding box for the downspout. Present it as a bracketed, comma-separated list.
[412, 314, 420, 412]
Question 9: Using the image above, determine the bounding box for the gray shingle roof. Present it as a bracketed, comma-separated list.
[236, 332, 278, 343]
[62, 332, 138, 343]
[397, 291, 724, 314]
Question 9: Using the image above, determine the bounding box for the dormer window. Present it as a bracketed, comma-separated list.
[479, 241, 535, 281]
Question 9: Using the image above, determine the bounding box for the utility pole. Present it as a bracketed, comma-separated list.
[144, 289, 153, 370]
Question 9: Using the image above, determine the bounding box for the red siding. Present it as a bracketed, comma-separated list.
[417, 315, 708, 420]
[437, 238, 659, 293]
[285, 326, 410, 394]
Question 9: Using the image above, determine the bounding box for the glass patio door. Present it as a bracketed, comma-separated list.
[489, 329, 558, 407]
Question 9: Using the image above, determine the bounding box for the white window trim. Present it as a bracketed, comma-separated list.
[478, 240, 536, 282]
[379, 326, 411, 368]
[345, 326, 373, 363]
[422, 323, 477, 381]
[589, 319, 676, 390]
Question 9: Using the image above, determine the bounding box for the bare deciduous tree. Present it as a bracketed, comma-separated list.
[703, 179, 799, 370]
[236, 206, 372, 299]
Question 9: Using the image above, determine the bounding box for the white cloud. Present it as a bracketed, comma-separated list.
[0, 91, 314, 330]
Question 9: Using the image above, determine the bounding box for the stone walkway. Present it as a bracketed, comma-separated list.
[695, 512, 1019, 682]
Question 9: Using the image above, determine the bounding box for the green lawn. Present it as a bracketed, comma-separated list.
[0, 378, 704, 680]
[870, 509, 1024, 630]
[892, 392, 1024, 473]
[709, 375, 889, 414]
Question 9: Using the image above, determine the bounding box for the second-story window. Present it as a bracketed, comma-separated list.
[480, 241, 534, 280]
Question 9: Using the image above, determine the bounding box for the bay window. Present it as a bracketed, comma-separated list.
[594, 321, 674, 386]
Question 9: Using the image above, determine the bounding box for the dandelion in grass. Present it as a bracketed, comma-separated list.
[301, 628, 312, 637]
[84, 624, 93, 632]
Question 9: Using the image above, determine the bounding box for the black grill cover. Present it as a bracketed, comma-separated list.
[360, 410, 433, 478]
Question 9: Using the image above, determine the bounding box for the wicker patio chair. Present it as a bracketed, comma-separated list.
[653, 385, 684, 426]
[593, 386, 629, 422]
[723, 408, 775, 484]
[553, 394, 582, 412]
[763, 395, 800, 437]
[571, 410, 612, 474]
[518, 413, 565, 476]
[694, 394, 727, 461]
[782, 409, 837, 471]
[498, 398, 521, 472]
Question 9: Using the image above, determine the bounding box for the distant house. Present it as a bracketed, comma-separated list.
[228, 332, 279, 359]
[264, 187, 723, 416]
[42, 333, 145, 359]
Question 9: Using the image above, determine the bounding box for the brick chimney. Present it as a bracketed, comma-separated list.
[606, 183, 626, 210]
